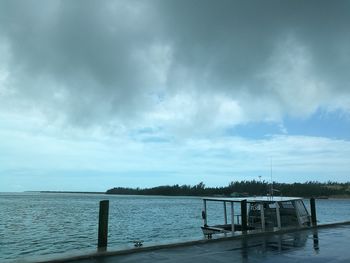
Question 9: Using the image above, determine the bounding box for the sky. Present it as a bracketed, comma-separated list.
[1, 0, 350, 192]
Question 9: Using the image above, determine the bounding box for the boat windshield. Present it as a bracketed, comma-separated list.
[295, 200, 309, 217]
[280, 201, 294, 209]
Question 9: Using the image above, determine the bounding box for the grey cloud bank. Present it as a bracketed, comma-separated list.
[0, 0, 349, 132]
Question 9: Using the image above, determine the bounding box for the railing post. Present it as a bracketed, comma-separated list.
[223, 201, 227, 225]
[231, 202, 235, 234]
[310, 197, 317, 226]
[241, 199, 247, 232]
[260, 202, 265, 231]
[275, 202, 281, 229]
[98, 200, 109, 249]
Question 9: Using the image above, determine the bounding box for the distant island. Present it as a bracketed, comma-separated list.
[106, 180, 350, 198]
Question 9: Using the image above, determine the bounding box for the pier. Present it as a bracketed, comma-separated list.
[38, 221, 350, 263]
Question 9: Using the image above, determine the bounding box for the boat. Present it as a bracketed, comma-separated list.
[201, 196, 311, 238]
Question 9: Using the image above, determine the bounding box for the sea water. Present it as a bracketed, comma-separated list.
[1, 193, 350, 262]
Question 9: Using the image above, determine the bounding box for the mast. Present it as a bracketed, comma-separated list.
[270, 156, 273, 200]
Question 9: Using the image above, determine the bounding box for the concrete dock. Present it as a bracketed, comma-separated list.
[41, 222, 350, 263]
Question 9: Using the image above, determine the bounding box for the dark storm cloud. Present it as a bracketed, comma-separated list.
[0, 0, 349, 127]
[0, 0, 162, 125]
[156, 0, 350, 94]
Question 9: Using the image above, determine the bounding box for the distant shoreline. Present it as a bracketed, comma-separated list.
[26, 191, 105, 195]
[21, 191, 350, 199]
[328, 195, 350, 199]
[105, 181, 350, 199]
[22, 180, 350, 200]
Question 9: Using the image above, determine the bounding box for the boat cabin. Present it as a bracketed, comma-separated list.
[201, 196, 311, 238]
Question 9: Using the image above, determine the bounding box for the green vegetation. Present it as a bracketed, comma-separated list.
[106, 181, 350, 198]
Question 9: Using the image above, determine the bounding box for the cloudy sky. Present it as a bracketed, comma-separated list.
[1, 0, 350, 192]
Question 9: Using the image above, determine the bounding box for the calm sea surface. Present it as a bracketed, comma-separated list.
[1, 193, 350, 262]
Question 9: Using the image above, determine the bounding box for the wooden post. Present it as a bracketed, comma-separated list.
[98, 200, 109, 249]
[241, 199, 247, 232]
[203, 199, 207, 226]
[310, 198, 317, 226]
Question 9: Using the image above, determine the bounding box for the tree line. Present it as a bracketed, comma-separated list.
[106, 180, 350, 198]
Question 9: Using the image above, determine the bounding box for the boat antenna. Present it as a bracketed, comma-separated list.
[270, 156, 273, 200]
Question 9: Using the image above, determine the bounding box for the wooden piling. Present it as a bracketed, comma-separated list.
[310, 197, 317, 226]
[241, 199, 247, 232]
[98, 200, 109, 249]
[203, 200, 207, 226]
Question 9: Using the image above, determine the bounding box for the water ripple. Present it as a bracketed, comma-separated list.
[1, 193, 350, 262]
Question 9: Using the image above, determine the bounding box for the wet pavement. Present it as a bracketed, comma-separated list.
[44, 223, 350, 263]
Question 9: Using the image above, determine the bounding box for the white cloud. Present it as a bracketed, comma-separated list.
[145, 92, 244, 136]
[259, 35, 330, 117]
[1, 111, 349, 191]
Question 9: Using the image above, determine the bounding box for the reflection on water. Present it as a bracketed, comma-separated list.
[238, 229, 320, 261]
[313, 230, 319, 252]
[74, 224, 350, 263]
